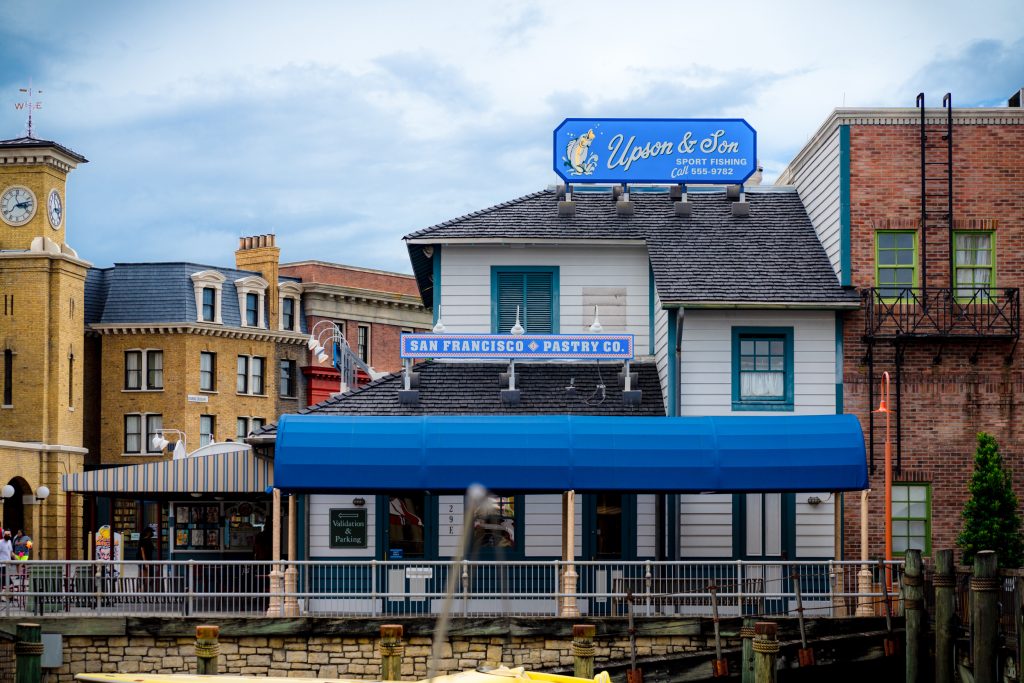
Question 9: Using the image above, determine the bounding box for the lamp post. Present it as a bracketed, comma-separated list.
[872, 371, 893, 592]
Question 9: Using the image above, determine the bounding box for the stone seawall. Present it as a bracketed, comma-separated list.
[0, 617, 725, 683]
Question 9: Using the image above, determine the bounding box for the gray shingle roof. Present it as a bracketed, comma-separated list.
[253, 360, 664, 435]
[405, 188, 857, 308]
[85, 262, 304, 330]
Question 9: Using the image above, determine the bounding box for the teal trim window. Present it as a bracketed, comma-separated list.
[732, 327, 794, 411]
[892, 483, 931, 555]
[491, 267, 559, 334]
[875, 231, 917, 300]
[954, 231, 995, 301]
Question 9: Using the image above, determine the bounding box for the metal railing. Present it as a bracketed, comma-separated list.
[0, 559, 904, 619]
[862, 287, 1020, 339]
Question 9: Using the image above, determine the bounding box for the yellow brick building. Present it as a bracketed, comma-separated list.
[0, 136, 89, 560]
[81, 235, 307, 559]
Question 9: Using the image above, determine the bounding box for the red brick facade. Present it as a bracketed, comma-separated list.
[279, 262, 432, 405]
[841, 120, 1024, 563]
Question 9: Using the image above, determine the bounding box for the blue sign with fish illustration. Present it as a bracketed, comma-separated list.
[553, 118, 757, 184]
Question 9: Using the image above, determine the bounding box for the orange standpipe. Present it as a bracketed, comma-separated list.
[872, 371, 893, 591]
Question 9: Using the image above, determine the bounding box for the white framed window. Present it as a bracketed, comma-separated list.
[357, 324, 370, 363]
[236, 355, 266, 395]
[279, 359, 297, 398]
[237, 416, 267, 439]
[124, 349, 163, 391]
[191, 270, 226, 324]
[124, 413, 163, 455]
[199, 352, 216, 391]
[278, 281, 302, 332]
[200, 415, 215, 447]
[235, 276, 269, 328]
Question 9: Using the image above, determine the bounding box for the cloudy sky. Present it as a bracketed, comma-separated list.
[1, 1, 1021, 273]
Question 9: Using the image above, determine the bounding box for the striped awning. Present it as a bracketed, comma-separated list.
[61, 449, 273, 494]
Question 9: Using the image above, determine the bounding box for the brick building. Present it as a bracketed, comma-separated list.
[0, 136, 88, 560]
[77, 235, 306, 559]
[779, 95, 1024, 562]
[278, 261, 431, 405]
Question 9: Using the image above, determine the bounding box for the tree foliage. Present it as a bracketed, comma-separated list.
[958, 432, 1024, 568]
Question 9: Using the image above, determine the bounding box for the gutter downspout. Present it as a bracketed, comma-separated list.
[670, 307, 685, 559]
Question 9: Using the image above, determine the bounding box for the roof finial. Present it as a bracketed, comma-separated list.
[17, 79, 43, 139]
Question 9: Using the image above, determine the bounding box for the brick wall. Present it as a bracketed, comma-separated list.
[281, 262, 422, 298]
[842, 122, 1024, 563]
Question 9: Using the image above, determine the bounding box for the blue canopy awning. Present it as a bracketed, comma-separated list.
[274, 414, 867, 493]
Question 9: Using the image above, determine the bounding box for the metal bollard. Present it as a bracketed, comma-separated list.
[195, 624, 220, 675]
[572, 624, 596, 680]
[379, 624, 405, 681]
[15, 623, 42, 683]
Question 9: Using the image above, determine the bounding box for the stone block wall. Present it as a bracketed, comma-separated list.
[41, 619, 725, 683]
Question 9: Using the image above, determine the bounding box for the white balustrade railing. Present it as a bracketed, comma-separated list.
[0, 559, 903, 619]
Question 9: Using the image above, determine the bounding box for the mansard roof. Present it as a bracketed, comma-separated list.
[404, 187, 857, 309]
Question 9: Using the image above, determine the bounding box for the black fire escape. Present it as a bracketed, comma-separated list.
[861, 93, 1021, 473]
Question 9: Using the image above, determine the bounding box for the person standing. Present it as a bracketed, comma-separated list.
[0, 531, 12, 593]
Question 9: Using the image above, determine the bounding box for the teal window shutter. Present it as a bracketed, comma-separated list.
[492, 267, 558, 334]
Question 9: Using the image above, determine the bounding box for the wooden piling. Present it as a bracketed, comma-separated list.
[903, 549, 924, 683]
[379, 624, 404, 681]
[740, 618, 756, 683]
[14, 623, 42, 683]
[195, 624, 220, 675]
[933, 549, 955, 683]
[971, 550, 999, 683]
[752, 622, 778, 683]
[573, 624, 596, 680]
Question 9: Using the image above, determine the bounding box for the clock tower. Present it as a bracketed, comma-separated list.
[0, 136, 89, 560]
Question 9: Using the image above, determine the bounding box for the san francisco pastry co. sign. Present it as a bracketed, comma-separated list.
[553, 118, 757, 184]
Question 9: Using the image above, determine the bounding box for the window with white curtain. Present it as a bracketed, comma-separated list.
[732, 328, 793, 411]
[954, 232, 994, 301]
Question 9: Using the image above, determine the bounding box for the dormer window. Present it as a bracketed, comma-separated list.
[278, 281, 302, 332]
[202, 287, 216, 322]
[245, 293, 259, 326]
[191, 270, 226, 324]
[235, 276, 269, 329]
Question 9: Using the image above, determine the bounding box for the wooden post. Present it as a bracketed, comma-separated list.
[792, 570, 814, 666]
[283, 493, 299, 617]
[971, 550, 999, 683]
[266, 488, 283, 617]
[560, 490, 579, 617]
[15, 623, 41, 683]
[195, 624, 220, 675]
[379, 624, 404, 681]
[752, 622, 779, 683]
[903, 549, 924, 683]
[933, 549, 955, 683]
[572, 624, 596, 680]
[740, 618, 756, 683]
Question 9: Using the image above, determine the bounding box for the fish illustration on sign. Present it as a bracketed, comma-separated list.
[563, 129, 598, 176]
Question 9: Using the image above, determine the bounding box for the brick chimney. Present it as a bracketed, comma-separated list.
[235, 234, 281, 328]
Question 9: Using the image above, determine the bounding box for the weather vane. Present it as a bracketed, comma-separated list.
[16, 79, 43, 139]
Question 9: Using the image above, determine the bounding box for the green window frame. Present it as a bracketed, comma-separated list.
[875, 231, 917, 300]
[490, 266, 559, 334]
[731, 327, 794, 411]
[954, 231, 996, 302]
[892, 483, 931, 556]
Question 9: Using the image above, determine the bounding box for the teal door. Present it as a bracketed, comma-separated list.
[583, 493, 637, 615]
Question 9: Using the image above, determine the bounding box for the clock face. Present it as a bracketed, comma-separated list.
[0, 186, 37, 227]
[47, 189, 63, 229]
